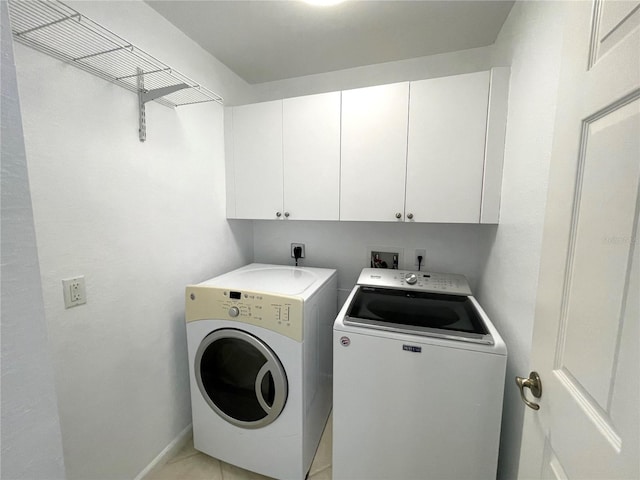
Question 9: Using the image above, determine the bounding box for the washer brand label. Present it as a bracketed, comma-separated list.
[340, 336, 351, 347]
[403, 345, 422, 353]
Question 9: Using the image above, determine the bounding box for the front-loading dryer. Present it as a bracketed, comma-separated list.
[185, 263, 337, 480]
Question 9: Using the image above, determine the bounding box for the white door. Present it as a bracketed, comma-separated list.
[283, 92, 341, 221]
[406, 71, 489, 223]
[518, 1, 639, 479]
[340, 83, 409, 222]
[232, 100, 283, 220]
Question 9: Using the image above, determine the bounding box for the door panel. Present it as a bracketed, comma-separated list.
[561, 98, 639, 408]
[589, 0, 640, 66]
[541, 439, 569, 480]
[519, 1, 640, 478]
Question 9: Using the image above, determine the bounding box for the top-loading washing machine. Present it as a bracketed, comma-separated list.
[185, 263, 337, 480]
[333, 268, 507, 480]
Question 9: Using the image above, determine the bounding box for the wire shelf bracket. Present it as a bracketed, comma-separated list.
[8, 0, 224, 142]
[137, 67, 190, 142]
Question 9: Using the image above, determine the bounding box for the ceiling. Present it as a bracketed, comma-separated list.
[146, 0, 515, 85]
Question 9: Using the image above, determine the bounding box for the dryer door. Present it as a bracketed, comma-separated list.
[195, 328, 288, 429]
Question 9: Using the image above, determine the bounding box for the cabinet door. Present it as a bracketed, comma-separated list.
[283, 92, 341, 220]
[406, 71, 490, 223]
[340, 83, 409, 222]
[232, 100, 283, 220]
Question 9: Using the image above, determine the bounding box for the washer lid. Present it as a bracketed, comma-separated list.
[344, 286, 494, 345]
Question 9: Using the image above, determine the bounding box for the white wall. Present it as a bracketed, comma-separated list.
[254, 221, 497, 307]
[246, 44, 495, 104]
[13, 1, 253, 478]
[1, 2, 66, 478]
[475, 3, 568, 479]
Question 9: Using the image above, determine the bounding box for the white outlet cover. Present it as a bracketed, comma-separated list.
[62, 276, 86, 308]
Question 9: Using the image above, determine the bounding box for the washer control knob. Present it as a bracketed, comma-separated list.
[228, 306, 240, 317]
[405, 273, 418, 285]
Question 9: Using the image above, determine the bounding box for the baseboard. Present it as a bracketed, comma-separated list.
[134, 423, 193, 480]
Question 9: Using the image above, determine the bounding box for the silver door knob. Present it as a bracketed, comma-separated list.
[276, 212, 282, 218]
[407, 213, 414, 220]
[284, 212, 290, 218]
[395, 212, 402, 219]
[516, 371, 542, 410]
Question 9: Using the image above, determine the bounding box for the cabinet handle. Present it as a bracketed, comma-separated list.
[284, 212, 290, 218]
[276, 212, 282, 218]
[407, 213, 414, 220]
[395, 212, 402, 219]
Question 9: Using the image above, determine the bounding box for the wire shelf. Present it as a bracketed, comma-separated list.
[8, 0, 224, 108]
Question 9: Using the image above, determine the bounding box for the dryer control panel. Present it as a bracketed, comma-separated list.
[185, 286, 304, 342]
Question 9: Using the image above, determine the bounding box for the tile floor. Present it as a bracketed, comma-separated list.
[145, 414, 332, 480]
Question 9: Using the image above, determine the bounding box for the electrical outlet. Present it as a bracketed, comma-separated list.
[414, 249, 426, 267]
[291, 243, 305, 258]
[62, 276, 86, 308]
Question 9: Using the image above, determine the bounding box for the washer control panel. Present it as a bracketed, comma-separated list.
[185, 286, 303, 342]
[357, 268, 472, 295]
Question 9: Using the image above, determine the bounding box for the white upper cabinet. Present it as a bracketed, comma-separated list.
[405, 71, 490, 223]
[225, 68, 509, 224]
[481, 67, 510, 224]
[283, 92, 341, 220]
[231, 100, 283, 220]
[227, 93, 341, 221]
[340, 83, 410, 222]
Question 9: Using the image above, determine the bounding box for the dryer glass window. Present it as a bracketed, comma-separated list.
[195, 329, 288, 429]
[200, 337, 268, 422]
